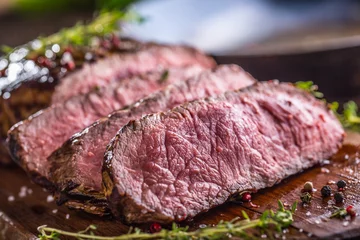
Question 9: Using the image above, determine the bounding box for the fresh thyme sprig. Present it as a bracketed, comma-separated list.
[295, 81, 360, 132]
[37, 201, 297, 240]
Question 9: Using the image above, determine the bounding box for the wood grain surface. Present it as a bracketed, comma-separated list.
[0, 132, 360, 239]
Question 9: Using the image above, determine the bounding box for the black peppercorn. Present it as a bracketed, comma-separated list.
[321, 185, 332, 197]
[337, 180, 347, 189]
[334, 192, 344, 203]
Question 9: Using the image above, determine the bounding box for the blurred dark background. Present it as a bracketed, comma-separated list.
[1, 0, 360, 102]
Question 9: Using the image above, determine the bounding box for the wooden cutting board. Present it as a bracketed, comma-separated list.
[1, 132, 360, 240]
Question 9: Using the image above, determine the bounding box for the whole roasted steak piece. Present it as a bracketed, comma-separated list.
[103, 81, 345, 224]
[7, 65, 206, 188]
[49, 65, 256, 215]
[52, 43, 215, 104]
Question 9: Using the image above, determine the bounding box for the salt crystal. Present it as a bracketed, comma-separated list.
[52, 209, 58, 214]
[46, 195, 54, 203]
[261, 234, 267, 238]
[18, 191, 26, 198]
[321, 167, 330, 173]
[322, 159, 331, 165]
[199, 224, 207, 229]
[8, 195, 15, 202]
[343, 221, 350, 227]
[65, 214, 70, 219]
[306, 211, 311, 216]
[27, 189, 33, 194]
[308, 233, 313, 237]
[299, 229, 303, 233]
[315, 220, 320, 224]
[345, 154, 349, 160]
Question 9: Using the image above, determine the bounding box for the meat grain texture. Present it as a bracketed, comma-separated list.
[49, 65, 256, 215]
[52, 43, 215, 103]
[103, 81, 344, 224]
[8, 65, 206, 188]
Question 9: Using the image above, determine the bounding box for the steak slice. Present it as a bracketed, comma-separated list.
[7, 65, 205, 188]
[103, 81, 345, 224]
[52, 43, 215, 104]
[49, 65, 256, 215]
[0, 38, 141, 165]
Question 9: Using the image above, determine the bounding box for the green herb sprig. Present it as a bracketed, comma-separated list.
[38, 201, 297, 240]
[330, 207, 348, 219]
[295, 81, 360, 132]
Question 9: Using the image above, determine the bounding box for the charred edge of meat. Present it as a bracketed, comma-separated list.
[65, 200, 111, 216]
[7, 128, 22, 166]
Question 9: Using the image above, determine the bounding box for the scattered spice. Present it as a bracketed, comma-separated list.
[241, 192, 252, 202]
[149, 223, 162, 233]
[321, 185, 332, 198]
[346, 206, 356, 217]
[334, 192, 344, 204]
[337, 180, 347, 189]
[303, 181, 313, 192]
[300, 192, 312, 204]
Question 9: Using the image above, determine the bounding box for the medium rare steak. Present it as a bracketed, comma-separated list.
[8, 65, 205, 188]
[52, 43, 215, 103]
[0, 38, 140, 165]
[49, 65, 256, 215]
[103, 81, 345, 224]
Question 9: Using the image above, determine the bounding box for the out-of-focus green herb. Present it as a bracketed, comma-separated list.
[295, 81, 324, 99]
[295, 81, 360, 132]
[330, 207, 348, 219]
[38, 201, 297, 240]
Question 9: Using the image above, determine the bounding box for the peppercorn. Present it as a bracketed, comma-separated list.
[346, 205, 356, 217]
[149, 223, 162, 233]
[300, 192, 312, 204]
[334, 192, 344, 203]
[337, 180, 347, 189]
[303, 181, 313, 193]
[321, 185, 332, 197]
[241, 192, 252, 202]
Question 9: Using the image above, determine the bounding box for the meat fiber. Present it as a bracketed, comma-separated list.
[48, 65, 255, 215]
[103, 81, 344, 224]
[52, 43, 215, 103]
[8, 65, 205, 188]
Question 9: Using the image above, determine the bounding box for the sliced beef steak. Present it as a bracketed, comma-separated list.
[8, 65, 205, 188]
[49, 65, 255, 215]
[0, 38, 140, 165]
[103, 81, 345, 224]
[52, 44, 215, 103]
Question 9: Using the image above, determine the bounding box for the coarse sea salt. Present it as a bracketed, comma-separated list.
[46, 195, 54, 202]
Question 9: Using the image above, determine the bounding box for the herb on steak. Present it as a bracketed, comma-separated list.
[37, 201, 297, 239]
[295, 81, 324, 99]
[158, 70, 169, 84]
[295, 81, 360, 132]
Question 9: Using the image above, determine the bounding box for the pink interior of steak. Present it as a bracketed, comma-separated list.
[52, 44, 215, 104]
[7, 65, 206, 186]
[49, 65, 256, 201]
[103, 81, 344, 224]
